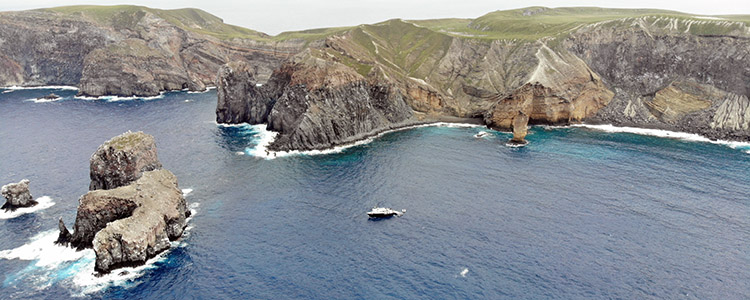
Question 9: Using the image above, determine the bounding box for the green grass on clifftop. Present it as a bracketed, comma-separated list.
[38, 5, 270, 40]
[32, 5, 750, 43]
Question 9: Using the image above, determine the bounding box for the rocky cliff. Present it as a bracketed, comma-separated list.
[0, 5, 306, 96]
[57, 131, 189, 273]
[217, 52, 419, 151]
[217, 7, 750, 150]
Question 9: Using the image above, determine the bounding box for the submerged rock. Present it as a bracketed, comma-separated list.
[36, 93, 60, 100]
[57, 132, 189, 273]
[89, 131, 162, 191]
[1, 179, 37, 211]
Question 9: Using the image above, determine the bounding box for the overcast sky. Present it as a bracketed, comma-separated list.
[2, 0, 749, 35]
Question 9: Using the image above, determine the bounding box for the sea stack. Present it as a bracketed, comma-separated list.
[509, 112, 530, 146]
[56, 131, 189, 273]
[1, 179, 37, 211]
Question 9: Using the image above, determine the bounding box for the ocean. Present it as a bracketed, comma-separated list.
[0, 88, 748, 299]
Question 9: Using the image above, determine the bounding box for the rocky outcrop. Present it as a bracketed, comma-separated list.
[57, 132, 189, 273]
[0, 6, 304, 96]
[510, 112, 530, 145]
[92, 169, 188, 273]
[1, 179, 37, 211]
[217, 52, 419, 151]
[89, 131, 162, 190]
[216, 61, 275, 124]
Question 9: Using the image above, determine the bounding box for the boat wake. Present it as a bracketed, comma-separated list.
[0, 190, 197, 295]
[224, 122, 483, 160]
[0, 196, 55, 219]
[572, 124, 750, 154]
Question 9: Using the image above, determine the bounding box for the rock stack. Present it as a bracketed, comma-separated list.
[56, 131, 189, 273]
[509, 112, 530, 146]
[1, 179, 37, 211]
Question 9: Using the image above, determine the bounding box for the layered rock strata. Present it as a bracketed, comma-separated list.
[217, 54, 419, 151]
[57, 132, 189, 273]
[218, 12, 750, 149]
[509, 112, 530, 145]
[1, 179, 37, 211]
[0, 7, 304, 96]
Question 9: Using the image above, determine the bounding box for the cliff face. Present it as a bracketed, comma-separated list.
[218, 9, 750, 150]
[565, 18, 750, 140]
[0, 6, 304, 96]
[217, 52, 417, 151]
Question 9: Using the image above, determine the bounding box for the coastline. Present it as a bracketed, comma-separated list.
[570, 124, 750, 153]
[221, 120, 750, 159]
[220, 117, 486, 160]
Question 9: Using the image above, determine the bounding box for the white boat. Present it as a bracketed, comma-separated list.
[367, 206, 405, 218]
[474, 131, 491, 138]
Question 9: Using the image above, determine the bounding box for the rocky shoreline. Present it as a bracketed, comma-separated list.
[215, 11, 750, 150]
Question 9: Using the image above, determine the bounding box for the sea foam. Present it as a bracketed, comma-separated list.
[74, 93, 165, 102]
[1, 85, 79, 91]
[0, 196, 55, 219]
[187, 86, 216, 94]
[572, 124, 750, 154]
[234, 122, 483, 160]
[0, 191, 198, 295]
[24, 97, 64, 103]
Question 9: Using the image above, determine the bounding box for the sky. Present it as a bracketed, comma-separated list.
[2, 0, 749, 35]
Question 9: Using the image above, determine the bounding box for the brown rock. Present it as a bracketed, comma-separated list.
[92, 169, 188, 273]
[89, 131, 162, 191]
[510, 112, 530, 144]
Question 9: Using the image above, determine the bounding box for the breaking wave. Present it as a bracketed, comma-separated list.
[24, 97, 64, 103]
[74, 93, 165, 102]
[573, 124, 750, 154]
[0, 191, 198, 295]
[0, 196, 55, 219]
[187, 86, 216, 94]
[1, 85, 79, 91]
[226, 122, 483, 160]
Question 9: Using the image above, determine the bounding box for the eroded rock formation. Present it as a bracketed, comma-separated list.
[89, 131, 162, 190]
[57, 131, 189, 273]
[218, 52, 419, 151]
[1, 179, 37, 211]
[510, 112, 530, 145]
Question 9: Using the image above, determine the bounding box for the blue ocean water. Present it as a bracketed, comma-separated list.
[0, 88, 748, 299]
